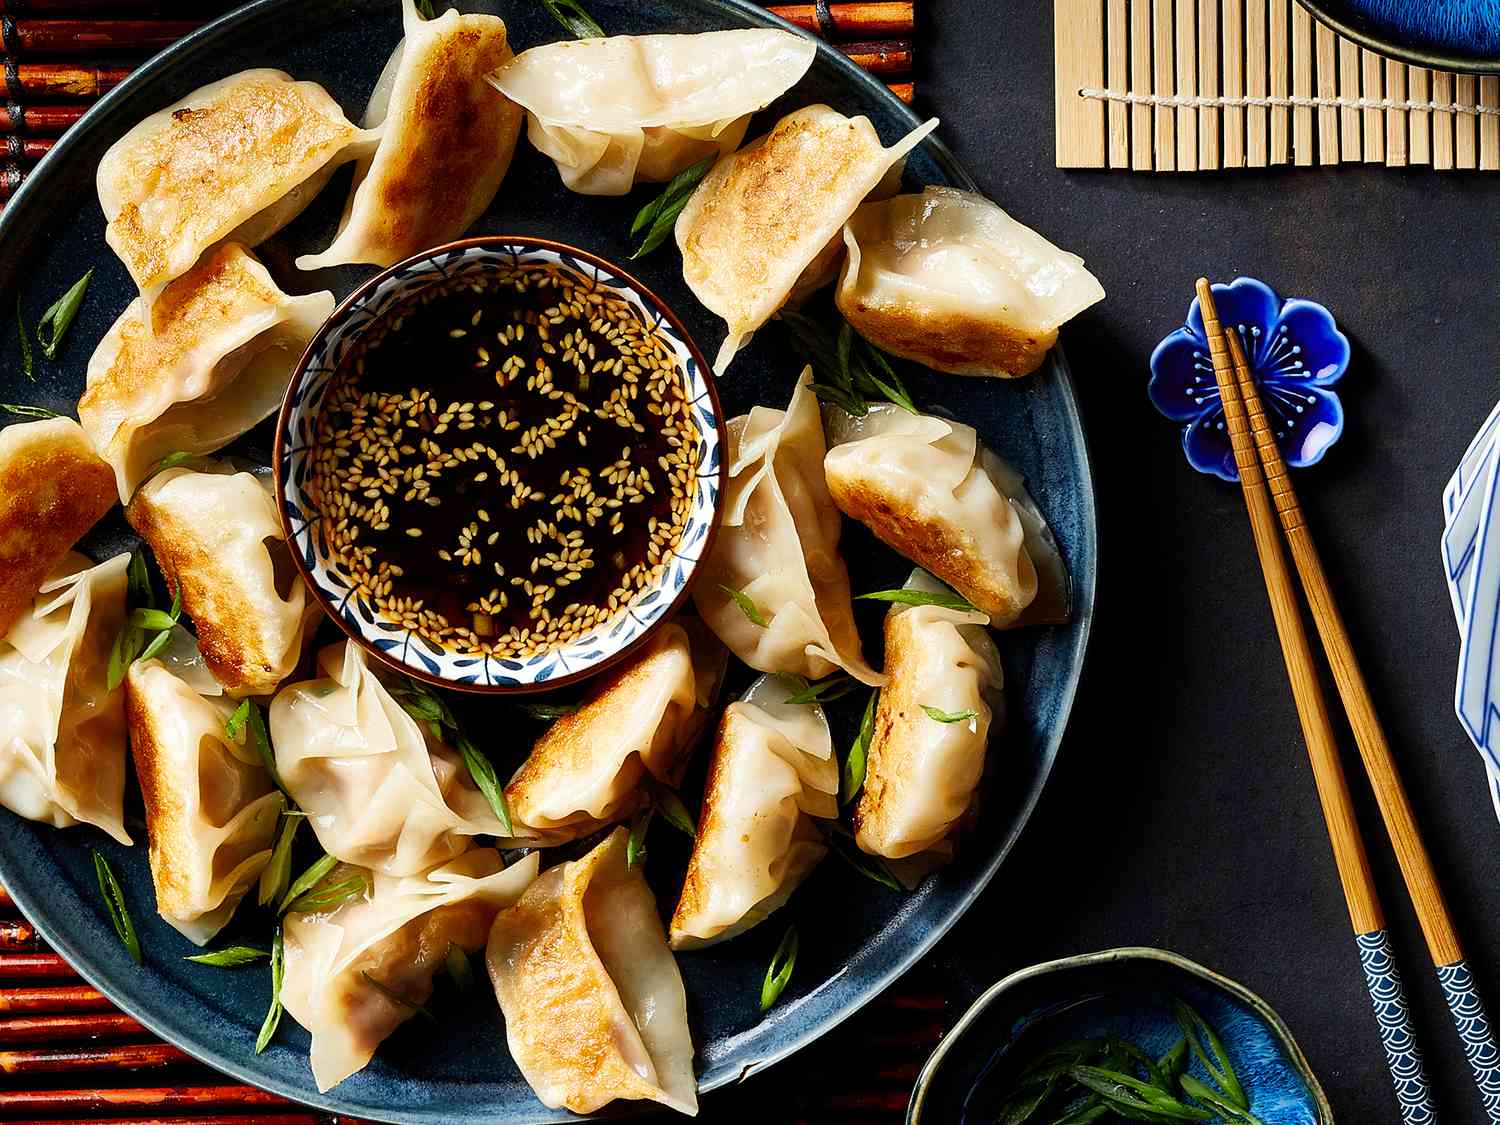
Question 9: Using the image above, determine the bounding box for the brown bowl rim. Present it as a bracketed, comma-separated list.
[273, 233, 730, 696]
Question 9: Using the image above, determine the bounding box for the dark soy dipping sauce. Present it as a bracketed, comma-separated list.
[311, 265, 698, 656]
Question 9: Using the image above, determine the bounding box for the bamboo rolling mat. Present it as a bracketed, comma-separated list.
[0, 10, 935, 1123]
[1054, 0, 1500, 169]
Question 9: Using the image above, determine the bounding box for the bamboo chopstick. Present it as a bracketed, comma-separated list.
[0, 19, 201, 54]
[0, 103, 85, 134]
[1223, 324, 1500, 1116]
[768, 1, 914, 37]
[0, 953, 75, 978]
[0, 1041, 192, 1073]
[0, 984, 112, 1013]
[0, 1012, 146, 1043]
[3, 60, 133, 98]
[0, 1085, 302, 1115]
[1195, 279, 1438, 1121]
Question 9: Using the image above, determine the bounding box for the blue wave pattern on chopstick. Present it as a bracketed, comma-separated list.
[1437, 960, 1500, 1122]
[1355, 930, 1435, 1125]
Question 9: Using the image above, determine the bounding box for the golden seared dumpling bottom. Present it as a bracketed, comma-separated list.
[486, 828, 697, 1116]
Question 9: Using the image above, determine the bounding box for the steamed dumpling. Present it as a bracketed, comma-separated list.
[270, 641, 508, 875]
[97, 68, 375, 304]
[487, 827, 697, 1116]
[0, 418, 117, 638]
[126, 464, 318, 697]
[126, 657, 282, 944]
[488, 29, 815, 196]
[823, 404, 1070, 627]
[694, 369, 881, 684]
[79, 244, 333, 502]
[675, 104, 938, 374]
[282, 848, 539, 1091]
[837, 186, 1105, 379]
[670, 674, 834, 949]
[0, 553, 130, 843]
[297, 1, 523, 270]
[505, 621, 724, 841]
[854, 571, 1004, 862]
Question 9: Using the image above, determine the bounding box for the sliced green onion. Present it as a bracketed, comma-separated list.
[759, 924, 799, 1012]
[92, 851, 141, 965]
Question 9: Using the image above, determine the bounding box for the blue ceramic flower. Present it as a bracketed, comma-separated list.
[1149, 276, 1350, 481]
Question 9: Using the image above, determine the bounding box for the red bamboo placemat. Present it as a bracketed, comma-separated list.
[0, 8, 933, 1121]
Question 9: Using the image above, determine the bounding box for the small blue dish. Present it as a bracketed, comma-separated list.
[1149, 276, 1349, 483]
[907, 947, 1333, 1125]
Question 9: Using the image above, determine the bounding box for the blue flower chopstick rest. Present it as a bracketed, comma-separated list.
[1149, 276, 1350, 480]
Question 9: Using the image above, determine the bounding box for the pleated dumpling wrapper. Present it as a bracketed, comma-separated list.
[270, 640, 511, 876]
[98, 68, 375, 306]
[854, 570, 1005, 864]
[836, 186, 1105, 379]
[127, 464, 318, 697]
[126, 657, 283, 944]
[670, 674, 836, 950]
[675, 104, 937, 375]
[487, 827, 697, 1116]
[79, 243, 334, 502]
[297, 0, 523, 270]
[488, 29, 814, 197]
[505, 620, 725, 842]
[823, 403, 1070, 628]
[282, 847, 539, 1092]
[693, 368, 882, 684]
[0, 553, 129, 842]
[0, 417, 116, 638]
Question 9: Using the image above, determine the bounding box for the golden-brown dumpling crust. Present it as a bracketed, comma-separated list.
[78, 243, 282, 455]
[824, 468, 1034, 623]
[101, 71, 364, 294]
[0, 419, 116, 638]
[488, 831, 670, 1113]
[125, 467, 308, 697]
[841, 295, 1056, 379]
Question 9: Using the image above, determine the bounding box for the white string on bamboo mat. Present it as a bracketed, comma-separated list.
[1079, 88, 1500, 117]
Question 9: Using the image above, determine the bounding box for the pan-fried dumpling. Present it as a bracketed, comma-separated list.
[270, 641, 508, 875]
[0, 554, 129, 842]
[0, 418, 116, 638]
[127, 464, 317, 697]
[694, 369, 881, 684]
[487, 29, 815, 197]
[836, 186, 1105, 379]
[823, 404, 1070, 627]
[675, 104, 937, 374]
[670, 674, 834, 950]
[855, 571, 1004, 862]
[282, 848, 539, 1091]
[79, 244, 334, 502]
[505, 621, 724, 841]
[97, 68, 375, 305]
[126, 658, 282, 944]
[296, 1, 523, 270]
[487, 827, 696, 1116]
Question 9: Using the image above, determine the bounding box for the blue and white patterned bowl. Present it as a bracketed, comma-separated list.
[274, 236, 727, 694]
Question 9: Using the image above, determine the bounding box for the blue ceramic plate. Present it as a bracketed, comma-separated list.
[0, 2, 1096, 1122]
[908, 948, 1333, 1125]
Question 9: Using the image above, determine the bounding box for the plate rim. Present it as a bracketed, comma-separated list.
[0, 1, 1099, 1121]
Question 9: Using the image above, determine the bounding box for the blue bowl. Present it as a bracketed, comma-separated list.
[908, 947, 1333, 1125]
[1302, 0, 1500, 73]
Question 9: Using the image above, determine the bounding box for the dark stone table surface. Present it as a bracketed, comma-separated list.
[731, 3, 1500, 1121]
